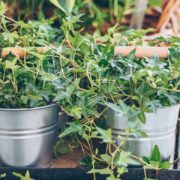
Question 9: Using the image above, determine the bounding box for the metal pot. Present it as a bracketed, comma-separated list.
[178, 112, 180, 169]
[0, 104, 60, 167]
[105, 105, 180, 165]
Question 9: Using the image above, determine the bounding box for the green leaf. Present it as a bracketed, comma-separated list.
[53, 140, 70, 157]
[133, 129, 147, 138]
[104, 102, 120, 111]
[127, 49, 136, 59]
[100, 154, 112, 164]
[117, 167, 128, 175]
[12, 170, 34, 180]
[50, 0, 75, 14]
[59, 121, 82, 138]
[2, 31, 19, 44]
[138, 111, 146, 124]
[53, 92, 69, 102]
[160, 161, 170, 169]
[20, 95, 42, 105]
[5, 60, 20, 72]
[40, 72, 58, 82]
[80, 156, 92, 167]
[66, 78, 80, 95]
[142, 156, 150, 164]
[96, 127, 112, 142]
[104, 102, 124, 115]
[115, 151, 131, 167]
[88, 168, 113, 175]
[0, 1, 5, 16]
[150, 145, 161, 162]
[69, 106, 83, 119]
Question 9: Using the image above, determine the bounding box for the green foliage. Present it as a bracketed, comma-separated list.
[143, 145, 171, 170]
[115, 151, 132, 167]
[0, 10, 68, 108]
[59, 121, 82, 138]
[56, 27, 179, 179]
[0, 47, 64, 108]
[0, 1, 5, 16]
[80, 156, 93, 166]
[96, 127, 112, 143]
[88, 168, 113, 175]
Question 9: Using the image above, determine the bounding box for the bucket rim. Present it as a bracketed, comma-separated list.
[0, 103, 59, 112]
[108, 104, 180, 112]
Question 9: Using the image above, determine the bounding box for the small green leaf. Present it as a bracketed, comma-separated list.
[69, 106, 83, 119]
[142, 156, 150, 164]
[88, 168, 113, 175]
[104, 102, 124, 115]
[13, 170, 34, 180]
[50, 0, 75, 14]
[40, 72, 58, 82]
[127, 49, 136, 59]
[132, 127, 148, 138]
[150, 145, 161, 162]
[53, 140, 70, 157]
[80, 156, 92, 167]
[66, 78, 80, 95]
[160, 161, 170, 169]
[115, 151, 131, 167]
[100, 154, 112, 164]
[117, 166, 128, 175]
[96, 127, 112, 142]
[59, 121, 82, 138]
[2, 31, 19, 44]
[0, 1, 5, 16]
[5, 60, 20, 71]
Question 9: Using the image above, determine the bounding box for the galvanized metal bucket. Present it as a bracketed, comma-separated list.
[178, 113, 180, 169]
[105, 105, 180, 165]
[0, 104, 60, 167]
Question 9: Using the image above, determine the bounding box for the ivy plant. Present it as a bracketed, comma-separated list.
[52, 16, 179, 180]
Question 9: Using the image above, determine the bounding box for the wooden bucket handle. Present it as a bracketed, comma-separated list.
[1, 46, 170, 59]
[1, 47, 50, 59]
[114, 46, 169, 58]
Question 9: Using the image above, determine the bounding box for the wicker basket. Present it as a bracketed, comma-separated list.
[157, 0, 180, 35]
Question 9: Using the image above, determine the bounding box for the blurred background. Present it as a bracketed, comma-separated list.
[4, 0, 180, 36]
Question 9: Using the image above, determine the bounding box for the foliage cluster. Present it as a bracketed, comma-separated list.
[5, 0, 163, 34]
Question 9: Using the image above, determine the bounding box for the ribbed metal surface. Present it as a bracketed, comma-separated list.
[0, 104, 60, 167]
[178, 114, 180, 169]
[105, 105, 180, 165]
